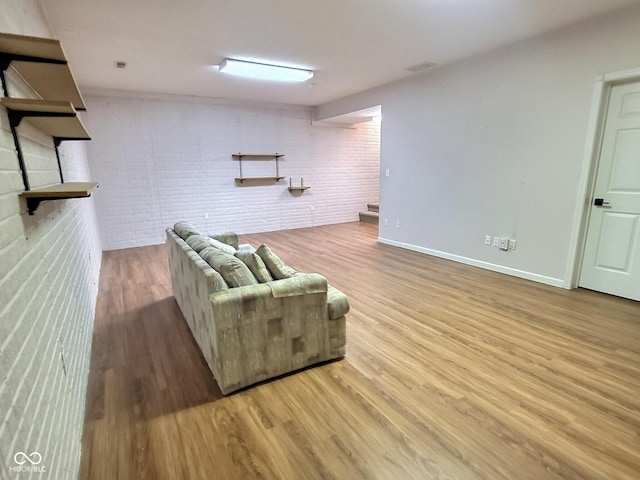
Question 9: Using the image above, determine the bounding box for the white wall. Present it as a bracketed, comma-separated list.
[0, 1, 102, 478]
[316, 5, 640, 287]
[83, 93, 380, 250]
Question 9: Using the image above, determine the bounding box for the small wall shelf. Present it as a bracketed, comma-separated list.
[235, 176, 285, 184]
[1, 98, 90, 140]
[288, 177, 309, 193]
[232, 153, 284, 184]
[0, 32, 86, 109]
[232, 154, 285, 159]
[21, 182, 98, 215]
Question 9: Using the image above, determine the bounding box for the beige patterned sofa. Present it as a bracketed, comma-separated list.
[166, 222, 348, 395]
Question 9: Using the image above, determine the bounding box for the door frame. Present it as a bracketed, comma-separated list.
[566, 67, 640, 289]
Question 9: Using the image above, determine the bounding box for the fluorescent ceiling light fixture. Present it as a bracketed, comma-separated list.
[219, 58, 313, 82]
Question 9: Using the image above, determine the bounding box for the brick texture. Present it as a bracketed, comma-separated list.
[0, 2, 102, 479]
[84, 94, 380, 250]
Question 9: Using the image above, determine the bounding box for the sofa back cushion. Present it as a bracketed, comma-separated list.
[174, 221, 200, 240]
[256, 244, 298, 280]
[200, 247, 258, 287]
[209, 232, 239, 250]
[187, 235, 236, 255]
[235, 250, 273, 283]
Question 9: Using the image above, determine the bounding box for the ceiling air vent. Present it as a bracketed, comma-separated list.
[405, 61, 438, 73]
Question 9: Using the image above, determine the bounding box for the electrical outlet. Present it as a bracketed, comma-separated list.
[509, 239, 517, 250]
[396, 220, 401, 229]
[499, 237, 509, 251]
[384, 218, 389, 226]
[385, 168, 390, 177]
[484, 235, 491, 245]
[204, 213, 209, 220]
[492, 236, 499, 247]
[309, 205, 314, 211]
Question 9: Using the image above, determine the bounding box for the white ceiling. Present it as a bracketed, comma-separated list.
[39, 0, 640, 107]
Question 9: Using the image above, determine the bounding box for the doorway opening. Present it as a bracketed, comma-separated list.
[313, 105, 382, 231]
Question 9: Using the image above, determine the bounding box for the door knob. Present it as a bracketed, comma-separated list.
[594, 198, 610, 207]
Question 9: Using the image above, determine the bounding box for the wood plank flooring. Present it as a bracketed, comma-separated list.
[80, 222, 640, 480]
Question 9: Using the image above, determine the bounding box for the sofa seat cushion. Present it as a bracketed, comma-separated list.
[256, 244, 297, 280]
[235, 250, 273, 283]
[200, 247, 258, 287]
[327, 285, 350, 319]
[174, 221, 200, 240]
[187, 235, 236, 255]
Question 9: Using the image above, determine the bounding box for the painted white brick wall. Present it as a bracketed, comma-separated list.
[84, 93, 380, 250]
[0, 2, 102, 479]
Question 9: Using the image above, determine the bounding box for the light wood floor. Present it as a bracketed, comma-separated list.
[80, 222, 640, 480]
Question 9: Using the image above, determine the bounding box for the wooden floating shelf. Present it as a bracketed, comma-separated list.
[0, 32, 66, 62]
[235, 176, 285, 183]
[232, 153, 284, 159]
[20, 181, 98, 215]
[288, 186, 311, 192]
[1, 98, 90, 140]
[0, 32, 86, 110]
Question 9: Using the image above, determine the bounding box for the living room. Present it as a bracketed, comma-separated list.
[1, 1, 639, 479]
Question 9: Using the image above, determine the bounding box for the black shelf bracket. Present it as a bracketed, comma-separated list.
[25, 196, 54, 216]
[0, 52, 66, 70]
[6, 109, 76, 129]
[0, 67, 8, 97]
[4, 109, 77, 191]
[52, 137, 92, 184]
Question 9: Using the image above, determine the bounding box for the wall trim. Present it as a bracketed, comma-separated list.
[378, 236, 566, 289]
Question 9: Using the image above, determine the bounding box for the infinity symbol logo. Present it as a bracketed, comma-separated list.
[14, 451, 42, 465]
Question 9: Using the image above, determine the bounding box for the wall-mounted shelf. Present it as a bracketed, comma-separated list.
[1, 98, 90, 140]
[232, 153, 284, 184]
[20, 182, 98, 215]
[288, 178, 309, 193]
[0, 33, 96, 213]
[0, 32, 86, 110]
[232, 153, 285, 159]
[235, 176, 285, 184]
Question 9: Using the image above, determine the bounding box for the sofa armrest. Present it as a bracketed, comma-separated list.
[207, 273, 331, 393]
[267, 273, 327, 297]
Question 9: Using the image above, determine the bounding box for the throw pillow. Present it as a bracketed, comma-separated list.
[200, 247, 258, 287]
[256, 244, 297, 280]
[235, 250, 273, 283]
[174, 221, 200, 240]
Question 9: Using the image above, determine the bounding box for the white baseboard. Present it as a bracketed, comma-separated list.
[377, 237, 567, 289]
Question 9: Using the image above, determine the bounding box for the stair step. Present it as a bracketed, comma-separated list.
[367, 202, 379, 213]
[359, 211, 379, 224]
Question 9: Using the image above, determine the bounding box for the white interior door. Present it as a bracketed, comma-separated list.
[579, 80, 640, 301]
